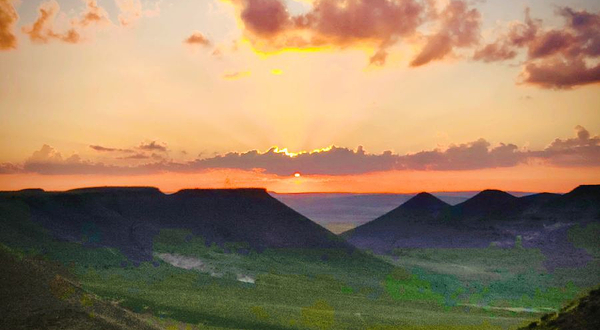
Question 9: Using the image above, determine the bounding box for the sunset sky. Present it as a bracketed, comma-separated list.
[1, 0, 599, 193]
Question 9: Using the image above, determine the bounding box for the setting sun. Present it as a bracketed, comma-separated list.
[294, 172, 301, 178]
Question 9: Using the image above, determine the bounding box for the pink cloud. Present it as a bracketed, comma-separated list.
[474, 7, 600, 88]
[410, 0, 481, 67]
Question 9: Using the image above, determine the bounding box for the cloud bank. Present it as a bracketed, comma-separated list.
[219, 1, 599, 88]
[2, 126, 598, 176]
[225, 0, 481, 66]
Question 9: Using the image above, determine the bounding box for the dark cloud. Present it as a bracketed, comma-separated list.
[138, 141, 168, 152]
[184, 31, 211, 46]
[0, 0, 18, 50]
[239, 0, 289, 37]
[189, 146, 398, 175]
[474, 7, 600, 88]
[4, 127, 598, 176]
[521, 58, 600, 89]
[410, 0, 481, 67]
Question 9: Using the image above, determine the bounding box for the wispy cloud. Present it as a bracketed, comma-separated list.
[114, 0, 160, 27]
[138, 141, 168, 152]
[223, 70, 251, 80]
[89, 145, 134, 153]
[22, 0, 110, 44]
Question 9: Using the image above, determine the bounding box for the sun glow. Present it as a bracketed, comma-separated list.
[271, 146, 334, 158]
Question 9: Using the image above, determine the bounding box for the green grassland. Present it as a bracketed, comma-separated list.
[2, 199, 598, 329]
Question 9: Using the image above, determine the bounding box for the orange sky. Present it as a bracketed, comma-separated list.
[0, 0, 599, 193]
[1, 165, 599, 194]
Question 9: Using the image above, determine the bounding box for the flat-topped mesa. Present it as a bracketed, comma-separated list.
[173, 188, 270, 199]
[565, 184, 600, 200]
[401, 192, 449, 212]
[0, 186, 349, 262]
[0, 188, 46, 196]
[66, 186, 163, 195]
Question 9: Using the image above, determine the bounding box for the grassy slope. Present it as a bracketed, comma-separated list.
[3, 195, 596, 329]
[517, 287, 600, 330]
[0, 244, 191, 330]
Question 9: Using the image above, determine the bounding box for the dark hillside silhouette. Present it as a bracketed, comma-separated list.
[0, 187, 349, 262]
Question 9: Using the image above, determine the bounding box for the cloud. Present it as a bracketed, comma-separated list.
[189, 146, 398, 175]
[400, 139, 522, 170]
[4, 127, 599, 176]
[89, 145, 134, 153]
[21, 0, 159, 45]
[22, 0, 110, 44]
[223, 70, 251, 80]
[21, 144, 164, 175]
[118, 153, 150, 160]
[474, 7, 600, 88]
[521, 58, 600, 89]
[114, 0, 160, 27]
[138, 141, 168, 152]
[410, 0, 481, 67]
[226, 0, 426, 65]
[532, 126, 600, 167]
[0, 0, 18, 50]
[184, 31, 211, 46]
[0, 162, 21, 174]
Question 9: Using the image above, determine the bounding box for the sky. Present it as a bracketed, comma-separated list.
[0, 0, 599, 193]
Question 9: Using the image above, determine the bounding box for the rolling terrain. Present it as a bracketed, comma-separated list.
[1, 186, 598, 329]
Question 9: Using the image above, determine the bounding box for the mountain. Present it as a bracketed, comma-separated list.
[0, 187, 350, 262]
[400, 192, 450, 212]
[341, 193, 452, 252]
[447, 189, 520, 220]
[519, 287, 600, 330]
[270, 192, 471, 234]
[342, 186, 600, 255]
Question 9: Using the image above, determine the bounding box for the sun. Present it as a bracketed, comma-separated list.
[294, 172, 301, 178]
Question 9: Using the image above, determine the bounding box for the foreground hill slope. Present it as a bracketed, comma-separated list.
[0, 187, 350, 262]
[0, 244, 166, 330]
[518, 287, 600, 330]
